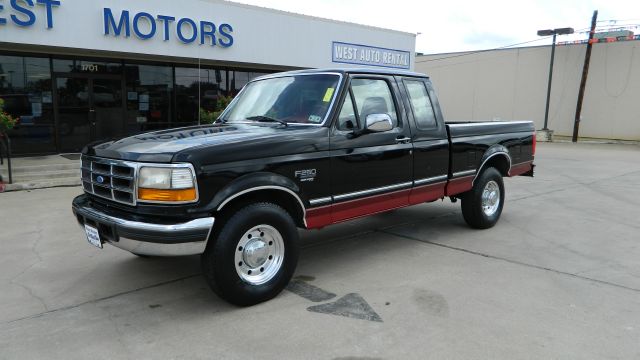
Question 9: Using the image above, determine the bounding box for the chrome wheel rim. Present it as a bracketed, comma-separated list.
[234, 225, 284, 285]
[481, 180, 501, 216]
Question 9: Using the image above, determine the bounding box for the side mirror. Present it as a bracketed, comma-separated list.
[365, 113, 393, 133]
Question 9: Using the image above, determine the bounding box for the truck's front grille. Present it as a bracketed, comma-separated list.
[81, 156, 136, 205]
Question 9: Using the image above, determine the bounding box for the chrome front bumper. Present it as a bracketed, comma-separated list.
[72, 195, 214, 256]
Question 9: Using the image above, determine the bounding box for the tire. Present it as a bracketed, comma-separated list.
[201, 202, 299, 306]
[460, 167, 505, 229]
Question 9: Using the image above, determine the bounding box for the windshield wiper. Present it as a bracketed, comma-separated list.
[246, 115, 288, 127]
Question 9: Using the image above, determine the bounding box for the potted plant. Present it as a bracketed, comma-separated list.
[199, 95, 234, 124]
[0, 98, 17, 135]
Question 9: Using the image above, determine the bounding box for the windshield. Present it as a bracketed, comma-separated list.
[222, 74, 340, 125]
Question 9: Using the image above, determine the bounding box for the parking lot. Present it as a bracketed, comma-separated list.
[1, 142, 640, 359]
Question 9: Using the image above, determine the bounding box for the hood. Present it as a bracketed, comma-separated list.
[86, 123, 304, 163]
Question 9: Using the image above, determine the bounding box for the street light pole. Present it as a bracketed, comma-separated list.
[537, 27, 574, 131]
[542, 33, 557, 130]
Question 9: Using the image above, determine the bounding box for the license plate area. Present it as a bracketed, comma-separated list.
[85, 224, 103, 249]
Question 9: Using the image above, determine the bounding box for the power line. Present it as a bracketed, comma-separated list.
[414, 23, 628, 64]
[415, 36, 557, 63]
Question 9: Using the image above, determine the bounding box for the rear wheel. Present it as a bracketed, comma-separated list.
[461, 167, 505, 229]
[201, 202, 299, 306]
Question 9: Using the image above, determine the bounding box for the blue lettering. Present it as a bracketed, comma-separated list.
[157, 15, 175, 41]
[218, 23, 233, 47]
[0, 3, 6, 25]
[103, 8, 130, 37]
[133, 12, 156, 40]
[10, 0, 35, 27]
[200, 21, 216, 46]
[36, 0, 59, 28]
[176, 18, 197, 43]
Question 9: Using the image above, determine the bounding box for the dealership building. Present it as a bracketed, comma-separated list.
[0, 0, 416, 155]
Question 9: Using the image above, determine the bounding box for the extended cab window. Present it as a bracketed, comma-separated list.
[350, 79, 399, 127]
[404, 80, 436, 129]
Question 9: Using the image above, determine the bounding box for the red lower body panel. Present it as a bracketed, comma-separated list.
[409, 181, 446, 205]
[509, 161, 534, 176]
[306, 161, 535, 229]
[306, 182, 446, 229]
[445, 175, 474, 196]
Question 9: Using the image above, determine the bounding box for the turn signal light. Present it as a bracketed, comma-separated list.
[138, 188, 197, 202]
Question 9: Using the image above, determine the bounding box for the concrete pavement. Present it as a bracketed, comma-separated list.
[1, 142, 640, 359]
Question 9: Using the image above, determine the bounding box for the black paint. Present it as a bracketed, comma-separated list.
[307, 293, 382, 322]
[286, 280, 336, 303]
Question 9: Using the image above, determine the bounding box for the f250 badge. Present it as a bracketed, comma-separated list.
[294, 169, 317, 182]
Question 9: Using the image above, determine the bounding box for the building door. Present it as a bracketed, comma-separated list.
[55, 75, 124, 153]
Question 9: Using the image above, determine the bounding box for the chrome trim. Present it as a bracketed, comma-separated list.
[81, 155, 199, 206]
[333, 181, 413, 202]
[81, 156, 136, 205]
[75, 200, 214, 236]
[218, 72, 344, 127]
[111, 237, 209, 256]
[216, 186, 307, 227]
[309, 197, 332, 206]
[473, 151, 512, 185]
[452, 169, 477, 178]
[413, 175, 448, 186]
[447, 121, 534, 127]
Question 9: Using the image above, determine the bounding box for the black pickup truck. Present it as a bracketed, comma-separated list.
[72, 68, 535, 305]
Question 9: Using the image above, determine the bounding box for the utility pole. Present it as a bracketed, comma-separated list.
[572, 10, 598, 142]
[542, 32, 557, 131]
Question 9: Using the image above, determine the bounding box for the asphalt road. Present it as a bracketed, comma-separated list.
[1, 142, 640, 359]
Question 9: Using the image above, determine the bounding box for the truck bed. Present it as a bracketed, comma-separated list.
[444, 120, 536, 196]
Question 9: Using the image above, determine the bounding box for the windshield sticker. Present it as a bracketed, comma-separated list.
[308, 115, 322, 123]
[323, 88, 335, 102]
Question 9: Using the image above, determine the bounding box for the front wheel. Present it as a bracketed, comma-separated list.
[201, 202, 299, 306]
[460, 167, 505, 229]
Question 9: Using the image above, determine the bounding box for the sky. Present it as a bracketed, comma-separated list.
[231, 0, 640, 54]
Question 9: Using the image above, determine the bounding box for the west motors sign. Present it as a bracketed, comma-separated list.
[0, 0, 234, 48]
[0, 0, 415, 69]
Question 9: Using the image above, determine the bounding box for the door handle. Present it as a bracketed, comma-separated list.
[395, 136, 411, 144]
[89, 109, 96, 113]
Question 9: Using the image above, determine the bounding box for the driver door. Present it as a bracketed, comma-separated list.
[328, 75, 413, 223]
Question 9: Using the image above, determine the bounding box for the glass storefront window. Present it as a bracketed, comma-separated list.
[175, 67, 227, 125]
[124, 64, 173, 135]
[0, 52, 275, 154]
[230, 71, 271, 95]
[0, 55, 55, 154]
[53, 59, 122, 75]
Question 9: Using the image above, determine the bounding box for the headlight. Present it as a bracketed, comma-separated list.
[137, 166, 197, 203]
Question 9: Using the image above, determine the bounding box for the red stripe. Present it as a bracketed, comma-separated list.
[409, 181, 446, 205]
[306, 188, 409, 229]
[306, 182, 448, 229]
[305, 203, 332, 229]
[509, 161, 534, 176]
[445, 175, 474, 196]
[332, 188, 409, 224]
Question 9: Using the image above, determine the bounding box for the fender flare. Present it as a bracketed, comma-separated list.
[473, 145, 512, 185]
[209, 172, 306, 214]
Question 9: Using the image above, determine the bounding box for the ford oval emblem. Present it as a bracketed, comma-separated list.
[96, 175, 105, 184]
